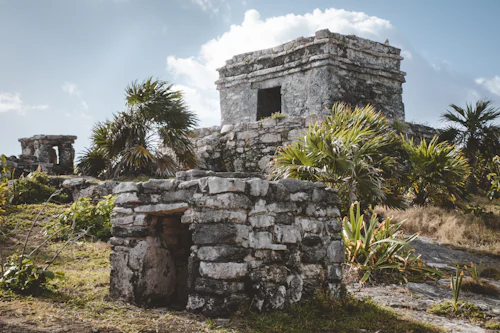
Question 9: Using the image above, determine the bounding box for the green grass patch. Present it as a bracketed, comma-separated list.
[461, 279, 499, 296]
[229, 294, 442, 333]
[481, 266, 500, 280]
[427, 301, 487, 322]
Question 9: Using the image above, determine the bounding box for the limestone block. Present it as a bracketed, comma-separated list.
[114, 192, 141, 206]
[109, 251, 134, 302]
[301, 245, 327, 263]
[300, 264, 323, 279]
[287, 128, 304, 141]
[259, 133, 281, 143]
[249, 231, 286, 250]
[111, 225, 151, 238]
[326, 240, 344, 263]
[161, 189, 194, 202]
[249, 214, 275, 228]
[279, 178, 322, 193]
[274, 224, 302, 244]
[110, 216, 134, 226]
[290, 192, 309, 202]
[207, 177, 246, 194]
[199, 262, 248, 280]
[266, 202, 297, 213]
[260, 118, 277, 128]
[220, 124, 234, 134]
[134, 202, 189, 214]
[113, 182, 140, 194]
[296, 217, 324, 234]
[192, 224, 249, 245]
[326, 264, 342, 281]
[287, 274, 303, 303]
[142, 179, 178, 191]
[197, 246, 248, 262]
[181, 208, 247, 224]
[237, 131, 259, 140]
[195, 278, 245, 295]
[193, 193, 252, 210]
[250, 265, 288, 283]
[247, 178, 269, 196]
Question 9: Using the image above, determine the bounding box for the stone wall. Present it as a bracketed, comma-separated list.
[191, 116, 441, 174]
[217, 29, 406, 124]
[109, 170, 344, 316]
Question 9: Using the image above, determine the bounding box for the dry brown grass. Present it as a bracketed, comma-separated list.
[375, 202, 500, 255]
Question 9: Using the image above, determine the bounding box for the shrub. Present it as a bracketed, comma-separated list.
[272, 103, 405, 212]
[55, 195, 115, 240]
[401, 136, 470, 207]
[342, 202, 440, 283]
[10, 171, 69, 204]
[487, 155, 500, 200]
[0, 254, 55, 295]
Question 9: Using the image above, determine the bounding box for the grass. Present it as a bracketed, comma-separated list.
[375, 200, 500, 255]
[461, 279, 500, 296]
[481, 266, 500, 280]
[427, 301, 487, 323]
[0, 203, 445, 332]
[229, 294, 443, 333]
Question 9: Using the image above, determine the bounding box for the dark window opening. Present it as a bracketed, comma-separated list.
[257, 86, 281, 120]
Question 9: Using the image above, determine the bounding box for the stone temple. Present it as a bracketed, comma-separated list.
[109, 30, 414, 317]
[217, 29, 406, 124]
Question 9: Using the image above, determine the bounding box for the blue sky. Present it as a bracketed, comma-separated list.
[1, 0, 500, 157]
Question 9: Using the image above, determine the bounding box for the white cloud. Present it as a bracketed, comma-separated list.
[62, 82, 80, 97]
[167, 8, 393, 126]
[475, 76, 500, 96]
[0, 92, 48, 115]
[191, 0, 225, 13]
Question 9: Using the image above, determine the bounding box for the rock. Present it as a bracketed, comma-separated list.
[192, 224, 249, 245]
[113, 182, 140, 194]
[207, 177, 246, 194]
[247, 178, 269, 196]
[197, 246, 248, 262]
[199, 262, 248, 280]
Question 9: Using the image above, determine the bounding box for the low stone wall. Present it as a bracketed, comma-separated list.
[191, 116, 441, 174]
[109, 170, 344, 316]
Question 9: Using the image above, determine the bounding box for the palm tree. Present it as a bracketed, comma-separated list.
[271, 103, 406, 211]
[441, 99, 500, 192]
[78, 78, 198, 178]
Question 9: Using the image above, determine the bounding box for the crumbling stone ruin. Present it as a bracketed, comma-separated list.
[5, 135, 77, 177]
[110, 170, 343, 316]
[109, 29, 437, 316]
[217, 29, 406, 124]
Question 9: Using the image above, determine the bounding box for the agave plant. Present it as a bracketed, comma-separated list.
[402, 136, 470, 207]
[77, 78, 198, 179]
[272, 102, 406, 210]
[343, 202, 439, 282]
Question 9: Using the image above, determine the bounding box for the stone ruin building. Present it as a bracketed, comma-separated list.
[217, 29, 406, 124]
[109, 29, 427, 316]
[5, 135, 77, 177]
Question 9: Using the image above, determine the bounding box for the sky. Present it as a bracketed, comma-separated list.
[1, 0, 500, 157]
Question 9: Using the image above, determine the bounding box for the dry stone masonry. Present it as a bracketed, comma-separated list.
[217, 29, 406, 124]
[109, 170, 344, 316]
[5, 135, 77, 176]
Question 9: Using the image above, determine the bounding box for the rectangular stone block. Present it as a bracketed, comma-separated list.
[197, 246, 248, 262]
[274, 224, 302, 243]
[207, 177, 246, 194]
[113, 182, 140, 194]
[181, 208, 247, 224]
[249, 214, 275, 228]
[192, 224, 249, 245]
[249, 231, 286, 250]
[199, 262, 248, 280]
[134, 202, 189, 215]
[195, 278, 245, 295]
[114, 192, 141, 206]
[192, 193, 252, 210]
[142, 179, 178, 191]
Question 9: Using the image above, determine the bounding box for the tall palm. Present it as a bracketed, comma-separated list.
[78, 78, 198, 178]
[441, 100, 500, 191]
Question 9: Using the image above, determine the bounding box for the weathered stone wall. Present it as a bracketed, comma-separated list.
[192, 116, 316, 173]
[109, 170, 343, 316]
[217, 29, 406, 124]
[191, 117, 441, 174]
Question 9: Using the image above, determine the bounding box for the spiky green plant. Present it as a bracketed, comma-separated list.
[272, 103, 406, 210]
[450, 266, 465, 312]
[78, 78, 198, 179]
[342, 202, 440, 283]
[402, 136, 470, 207]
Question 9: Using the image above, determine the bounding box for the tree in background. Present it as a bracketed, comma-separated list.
[78, 78, 198, 179]
[441, 100, 500, 193]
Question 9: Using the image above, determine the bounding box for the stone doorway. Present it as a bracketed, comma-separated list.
[143, 213, 193, 307]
